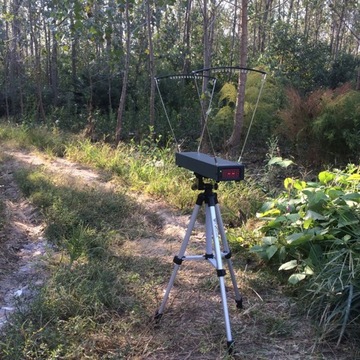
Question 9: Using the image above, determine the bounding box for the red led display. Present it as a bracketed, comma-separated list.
[221, 168, 240, 180]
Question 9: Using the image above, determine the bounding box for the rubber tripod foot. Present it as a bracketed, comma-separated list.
[236, 298, 243, 309]
[227, 340, 235, 354]
[154, 311, 163, 323]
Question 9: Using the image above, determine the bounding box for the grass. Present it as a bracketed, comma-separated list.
[0, 164, 168, 359]
[0, 153, 5, 231]
[0, 121, 265, 222]
[1, 122, 359, 358]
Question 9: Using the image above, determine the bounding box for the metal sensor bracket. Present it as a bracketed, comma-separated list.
[175, 152, 245, 182]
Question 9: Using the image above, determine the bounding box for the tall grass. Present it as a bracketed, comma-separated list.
[0, 122, 264, 221]
[0, 122, 68, 157]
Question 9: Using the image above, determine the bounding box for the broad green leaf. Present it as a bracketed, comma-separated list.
[286, 213, 301, 222]
[286, 232, 312, 246]
[293, 180, 306, 190]
[270, 215, 287, 224]
[342, 193, 360, 202]
[258, 201, 275, 213]
[304, 266, 314, 275]
[268, 156, 293, 168]
[279, 259, 298, 271]
[308, 244, 323, 266]
[307, 191, 329, 212]
[268, 156, 282, 165]
[347, 174, 360, 181]
[266, 244, 278, 259]
[327, 189, 344, 200]
[318, 171, 335, 184]
[257, 208, 281, 218]
[303, 218, 313, 229]
[305, 210, 326, 221]
[284, 177, 294, 190]
[262, 236, 277, 245]
[249, 245, 267, 259]
[288, 273, 306, 284]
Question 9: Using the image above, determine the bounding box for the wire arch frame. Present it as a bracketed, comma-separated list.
[192, 66, 267, 163]
[155, 66, 267, 163]
[155, 73, 217, 153]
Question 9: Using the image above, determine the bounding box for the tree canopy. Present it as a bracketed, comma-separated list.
[0, 0, 359, 156]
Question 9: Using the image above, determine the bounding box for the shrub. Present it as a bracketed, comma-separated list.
[251, 166, 360, 343]
[209, 73, 283, 150]
[312, 89, 360, 163]
[277, 84, 360, 165]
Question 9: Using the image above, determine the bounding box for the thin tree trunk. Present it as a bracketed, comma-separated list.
[50, 23, 59, 106]
[115, 0, 131, 145]
[182, 0, 192, 73]
[29, 0, 46, 122]
[230, 0, 238, 65]
[200, 0, 216, 121]
[146, 0, 156, 129]
[70, 12, 78, 101]
[260, 0, 272, 53]
[226, 0, 248, 151]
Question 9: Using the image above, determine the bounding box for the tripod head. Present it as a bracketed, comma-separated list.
[191, 174, 218, 191]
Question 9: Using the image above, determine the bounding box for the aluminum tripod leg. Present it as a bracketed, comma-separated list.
[206, 203, 234, 350]
[155, 187, 241, 353]
[155, 204, 201, 318]
[215, 204, 243, 309]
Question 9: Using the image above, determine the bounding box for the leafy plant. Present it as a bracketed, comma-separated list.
[251, 165, 360, 342]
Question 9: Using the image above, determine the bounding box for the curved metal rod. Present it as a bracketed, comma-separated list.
[155, 73, 217, 82]
[192, 66, 267, 76]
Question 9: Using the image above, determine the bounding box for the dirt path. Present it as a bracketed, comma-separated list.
[0, 149, 193, 330]
[0, 151, 50, 328]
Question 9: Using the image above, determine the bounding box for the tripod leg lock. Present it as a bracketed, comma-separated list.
[173, 255, 184, 265]
[217, 269, 226, 277]
[224, 251, 232, 259]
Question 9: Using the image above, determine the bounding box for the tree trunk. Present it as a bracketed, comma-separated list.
[70, 11, 78, 101]
[29, 0, 46, 122]
[230, 0, 238, 65]
[201, 0, 210, 129]
[115, 0, 131, 146]
[226, 0, 248, 152]
[182, 0, 192, 74]
[198, 0, 217, 152]
[260, 0, 272, 53]
[146, 0, 156, 129]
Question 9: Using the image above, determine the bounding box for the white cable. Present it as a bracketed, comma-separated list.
[238, 73, 267, 163]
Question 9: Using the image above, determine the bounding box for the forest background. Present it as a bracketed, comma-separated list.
[1, 0, 359, 165]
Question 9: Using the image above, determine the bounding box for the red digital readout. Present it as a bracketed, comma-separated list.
[221, 168, 240, 180]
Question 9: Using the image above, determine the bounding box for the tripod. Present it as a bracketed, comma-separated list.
[155, 175, 243, 353]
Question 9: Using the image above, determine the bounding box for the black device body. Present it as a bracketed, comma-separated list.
[175, 152, 245, 182]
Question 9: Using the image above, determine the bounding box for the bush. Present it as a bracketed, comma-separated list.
[312, 89, 360, 162]
[277, 84, 360, 165]
[251, 166, 360, 343]
[209, 72, 283, 150]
